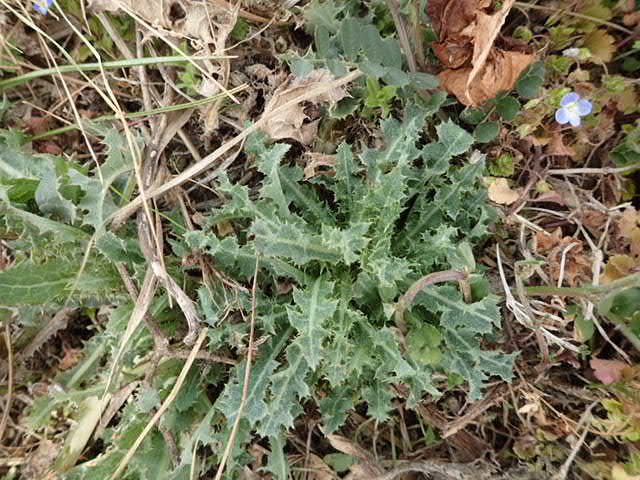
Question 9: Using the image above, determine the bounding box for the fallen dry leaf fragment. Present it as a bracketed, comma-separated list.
[261, 70, 348, 144]
[487, 177, 521, 205]
[466, 0, 515, 103]
[548, 132, 576, 157]
[89, 0, 235, 46]
[428, 0, 535, 106]
[602, 255, 640, 283]
[591, 358, 628, 384]
[583, 29, 616, 63]
[304, 152, 337, 179]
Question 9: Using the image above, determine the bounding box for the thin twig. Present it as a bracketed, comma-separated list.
[213, 260, 259, 480]
[513, 1, 633, 35]
[386, 0, 418, 73]
[0, 323, 13, 443]
[552, 401, 597, 480]
[548, 164, 640, 175]
[110, 328, 209, 480]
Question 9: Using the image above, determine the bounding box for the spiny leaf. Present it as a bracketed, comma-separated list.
[442, 328, 517, 400]
[258, 345, 310, 437]
[252, 219, 343, 265]
[216, 330, 290, 426]
[416, 286, 501, 335]
[363, 383, 394, 423]
[319, 388, 354, 434]
[333, 142, 365, 218]
[288, 277, 338, 370]
[67, 128, 136, 230]
[0, 259, 77, 305]
[251, 136, 292, 218]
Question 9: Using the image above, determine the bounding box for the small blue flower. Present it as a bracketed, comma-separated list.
[555, 92, 592, 127]
[33, 0, 54, 14]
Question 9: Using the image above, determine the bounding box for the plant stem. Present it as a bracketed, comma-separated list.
[0, 55, 232, 91]
[525, 273, 640, 297]
[513, 1, 633, 35]
[29, 84, 246, 141]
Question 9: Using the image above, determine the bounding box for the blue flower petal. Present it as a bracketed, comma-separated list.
[568, 112, 581, 127]
[556, 107, 570, 124]
[33, 0, 54, 14]
[561, 92, 580, 106]
[577, 99, 592, 116]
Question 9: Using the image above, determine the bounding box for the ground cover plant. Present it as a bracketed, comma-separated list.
[0, 0, 640, 479]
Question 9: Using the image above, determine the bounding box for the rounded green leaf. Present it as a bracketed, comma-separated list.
[473, 122, 500, 143]
[496, 96, 521, 121]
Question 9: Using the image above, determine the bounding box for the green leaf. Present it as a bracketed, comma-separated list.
[0, 259, 77, 305]
[334, 142, 365, 217]
[320, 222, 370, 265]
[54, 396, 106, 472]
[95, 231, 144, 264]
[0, 186, 88, 242]
[67, 128, 136, 230]
[258, 345, 310, 437]
[319, 389, 354, 434]
[288, 277, 338, 370]
[340, 16, 362, 60]
[423, 120, 475, 162]
[516, 61, 545, 99]
[417, 286, 501, 335]
[252, 139, 293, 218]
[363, 383, 394, 422]
[442, 328, 517, 400]
[304, 0, 346, 34]
[473, 121, 500, 143]
[217, 330, 290, 426]
[251, 219, 343, 265]
[409, 72, 440, 89]
[266, 435, 289, 480]
[34, 164, 77, 222]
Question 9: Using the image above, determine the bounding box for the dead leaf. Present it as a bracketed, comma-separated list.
[304, 152, 337, 179]
[591, 358, 629, 384]
[612, 464, 640, 480]
[21, 439, 59, 480]
[300, 454, 338, 480]
[547, 132, 576, 157]
[439, 50, 534, 106]
[623, 10, 640, 27]
[602, 255, 640, 283]
[58, 345, 83, 370]
[428, 0, 535, 106]
[261, 70, 348, 144]
[583, 29, 616, 63]
[610, 85, 638, 114]
[534, 229, 592, 286]
[89, 0, 235, 47]
[465, 0, 515, 103]
[487, 177, 521, 205]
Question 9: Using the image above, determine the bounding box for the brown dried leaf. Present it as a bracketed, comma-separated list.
[261, 70, 347, 144]
[89, 0, 235, 47]
[534, 230, 592, 286]
[583, 29, 616, 63]
[591, 358, 629, 384]
[439, 50, 535, 106]
[429, 0, 535, 106]
[623, 10, 640, 27]
[304, 152, 337, 179]
[487, 177, 521, 205]
[547, 132, 576, 157]
[465, 0, 516, 103]
[602, 255, 640, 283]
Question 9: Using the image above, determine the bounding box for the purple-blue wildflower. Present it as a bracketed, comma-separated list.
[33, 0, 54, 15]
[555, 92, 592, 127]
